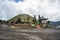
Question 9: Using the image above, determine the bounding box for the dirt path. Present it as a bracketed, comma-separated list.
[0, 31, 42, 40]
[20, 33, 42, 40]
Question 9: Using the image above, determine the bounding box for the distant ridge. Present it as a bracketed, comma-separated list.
[50, 21, 60, 27]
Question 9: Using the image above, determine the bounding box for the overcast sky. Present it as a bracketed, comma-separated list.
[0, 0, 60, 21]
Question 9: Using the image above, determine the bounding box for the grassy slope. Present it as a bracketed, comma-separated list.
[7, 14, 33, 23]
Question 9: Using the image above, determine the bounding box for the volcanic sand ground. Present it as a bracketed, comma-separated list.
[0, 27, 60, 40]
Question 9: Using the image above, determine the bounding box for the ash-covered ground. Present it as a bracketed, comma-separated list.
[0, 26, 60, 40]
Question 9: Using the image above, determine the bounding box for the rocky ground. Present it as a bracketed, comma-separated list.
[0, 26, 60, 40]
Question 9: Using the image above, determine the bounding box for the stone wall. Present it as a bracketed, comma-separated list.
[14, 23, 31, 28]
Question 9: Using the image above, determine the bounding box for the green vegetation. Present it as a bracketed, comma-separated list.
[7, 14, 33, 23]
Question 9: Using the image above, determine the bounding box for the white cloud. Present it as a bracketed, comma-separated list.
[0, 0, 60, 21]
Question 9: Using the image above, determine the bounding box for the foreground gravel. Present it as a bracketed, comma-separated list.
[0, 27, 60, 40]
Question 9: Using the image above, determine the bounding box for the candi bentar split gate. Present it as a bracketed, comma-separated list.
[31, 15, 50, 29]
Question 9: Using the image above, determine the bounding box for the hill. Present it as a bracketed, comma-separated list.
[7, 14, 33, 23]
[50, 21, 60, 27]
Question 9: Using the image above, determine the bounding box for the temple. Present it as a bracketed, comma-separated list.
[0, 14, 49, 29]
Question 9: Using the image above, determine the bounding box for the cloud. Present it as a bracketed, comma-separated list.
[0, 0, 60, 21]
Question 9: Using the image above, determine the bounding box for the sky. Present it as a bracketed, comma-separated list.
[0, 0, 60, 21]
